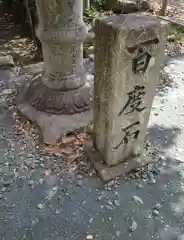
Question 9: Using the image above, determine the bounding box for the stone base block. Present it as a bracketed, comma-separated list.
[84, 140, 152, 182]
[0, 55, 14, 67]
[18, 103, 93, 144]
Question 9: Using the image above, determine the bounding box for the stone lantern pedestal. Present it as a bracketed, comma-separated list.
[18, 0, 93, 144]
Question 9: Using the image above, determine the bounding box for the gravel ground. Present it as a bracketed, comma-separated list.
[148, 54, 184, 161]
[1, 54, 184, 240]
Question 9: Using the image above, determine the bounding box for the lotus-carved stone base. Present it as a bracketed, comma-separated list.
[20, 74, 93, 115]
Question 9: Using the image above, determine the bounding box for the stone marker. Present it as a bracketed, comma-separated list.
[88, 14, 167, 181]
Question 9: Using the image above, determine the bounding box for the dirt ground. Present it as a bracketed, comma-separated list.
[0, 7, 42, 67]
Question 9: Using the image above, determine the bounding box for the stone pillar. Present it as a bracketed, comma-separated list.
[94, 14, 167, 166]
[21, 0, 93, 115]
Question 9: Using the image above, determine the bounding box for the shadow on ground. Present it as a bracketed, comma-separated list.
[147, 124, 181, 150]
[156, 54, 184, 97]
[0, 118, 184, 240]
[0, 100, 184, 239]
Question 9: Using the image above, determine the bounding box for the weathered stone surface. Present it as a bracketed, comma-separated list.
[94, 14, 167, 166]
[84, 140, 139, 182]
[18, 58, 94, 143]
[19, 74, 93, 115]
[18, 103, 92, 144]
[21, 62, 44, 76]
[0, 55, 14, 67]
[104, 0, 150, 13]
[19, 0, 93, 115]
[0, 55, 23, 90]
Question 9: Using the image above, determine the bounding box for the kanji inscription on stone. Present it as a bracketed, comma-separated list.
[94, 14, 166, 166]
[132, 48, 151, 73]
[118, 85, 146, 116]
[113, 121, 140, 150]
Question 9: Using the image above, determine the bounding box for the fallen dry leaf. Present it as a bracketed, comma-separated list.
[73, 139, 81, 146]
[60, 146, 74, 156]
[61, 135, 76, 145]
[44, 144, 60, 153]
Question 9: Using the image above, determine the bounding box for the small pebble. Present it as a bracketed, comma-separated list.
[153, 209, 159, 216]
[52, 186, 58, 191]
[154, 203, 162, 210]
[149, 178, 156, 184]
[107, 180, 115, 187]
[116, 230, 121, 237]
[137, 183, 143, 189]
[114, 184, 118, 189]
[0, 194, 3, 199]
[142, 173, 147, 179]
[31, 219, 38, 226]
[37, 203, 44, 210]
[1, 187, 6, 192]
[133, 196, 143, 204]
[108, 201, 113, 206]
[114, 199, 120, 206]
[97, 196, 103, 201]
[147, 173, 156, 184]
[76, 179, 83, 187]
[55, 209, 60, 215]
[129, 220, 138, 232]
[39, 178, 44, 184]
[104, 205, 114, 210]
[28, 180, 34, 186]
[77, 174, 83, 180]
[86, 235, 93, 240]
[60, 178, 64, 184]
[89, 217, 93, 223]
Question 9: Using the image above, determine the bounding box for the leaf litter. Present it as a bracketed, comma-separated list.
[16, 112, 92, 174]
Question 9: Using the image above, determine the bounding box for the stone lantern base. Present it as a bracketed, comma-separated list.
[20, 74, 93, 115]
[18, 0, 94, 144]
[18, 101, 93, 144]
[18, 61, 93, 144]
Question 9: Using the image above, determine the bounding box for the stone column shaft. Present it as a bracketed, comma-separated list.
[36, 0, 86, 90]
[21, 0, 93, 115]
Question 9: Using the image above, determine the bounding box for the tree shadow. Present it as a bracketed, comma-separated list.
[133, 155, 184, 239]
[156, 54, 184, 97]
[146, 124, 181, 150]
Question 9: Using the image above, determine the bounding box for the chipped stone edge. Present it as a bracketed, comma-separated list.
[18, 102, 93, 144]
[84, 140, 152, 182]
